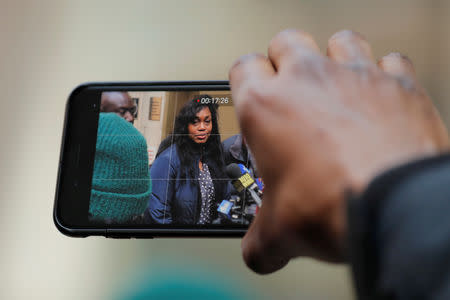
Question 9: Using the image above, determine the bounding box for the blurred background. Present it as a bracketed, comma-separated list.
[1, 0, 449, 299]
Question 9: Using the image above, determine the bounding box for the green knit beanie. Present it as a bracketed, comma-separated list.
[89, 113, 151, 222]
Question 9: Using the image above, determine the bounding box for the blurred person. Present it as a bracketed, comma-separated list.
[101, 91, 137, 123]
[89, 113, 151, 223]
[229, 29, 450, 299]
[145, 96, 231, 224]
[113, 263, 257, 300]
[223, 134, 259, 178]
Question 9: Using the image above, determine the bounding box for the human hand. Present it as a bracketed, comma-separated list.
[229, 29, 449, 274]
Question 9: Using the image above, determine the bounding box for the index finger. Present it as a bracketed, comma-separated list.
[268, 29, 321, 72]
[229, 53, 275, 104]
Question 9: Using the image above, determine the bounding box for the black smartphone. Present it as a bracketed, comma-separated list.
[54, 81, 263, 238]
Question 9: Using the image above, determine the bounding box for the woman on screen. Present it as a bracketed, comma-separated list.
[145, 95, 230, 224]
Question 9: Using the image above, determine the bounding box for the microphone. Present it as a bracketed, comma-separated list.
[237, 164, 264, 191]
[217, 195, 241, 220]
[226, 163, 262, 207]
[216, 195, 251, 225]
[217, 199, 233, 219]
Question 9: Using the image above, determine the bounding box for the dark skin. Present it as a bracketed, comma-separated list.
[187, 107, 212, 171]
[100, 92, 136, 123]
[229, 29, 449, 274]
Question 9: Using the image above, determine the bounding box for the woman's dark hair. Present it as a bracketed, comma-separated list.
[156, 95, 227, 201]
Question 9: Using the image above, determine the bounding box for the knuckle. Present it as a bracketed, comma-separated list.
[378, 52, 413, 67]
[273, 28, 310, 43]
[347, 61, 377, 73]
[287, 50, 325, 74]
[232, 53, 267, 69]
[279, 28, 315, 43]
[270, 29, 318, 56]
[286, 55, 335, 86]
[229, 53, 264, 79]
[385, 52, 412, 62]
[328, 30, 372, 60]
[329, 29, 366, 44]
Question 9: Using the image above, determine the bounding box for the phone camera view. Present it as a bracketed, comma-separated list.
[89, 91, 263, 226]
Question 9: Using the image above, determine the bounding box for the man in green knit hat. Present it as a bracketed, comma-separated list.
[89, 113, 152, 223]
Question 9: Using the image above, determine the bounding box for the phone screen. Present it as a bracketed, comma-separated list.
[87, 89, 262, 229]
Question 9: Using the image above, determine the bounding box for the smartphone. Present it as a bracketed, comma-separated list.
[54, 81, 263, 238]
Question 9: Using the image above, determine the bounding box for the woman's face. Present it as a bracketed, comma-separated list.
[188, 107, 212, 144]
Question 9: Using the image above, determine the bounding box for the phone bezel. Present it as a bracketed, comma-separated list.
[54, 81, 249, 238]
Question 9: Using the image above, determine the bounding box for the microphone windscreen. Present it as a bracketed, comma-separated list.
[226, 163, 242, 179]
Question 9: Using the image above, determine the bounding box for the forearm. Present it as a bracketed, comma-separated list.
[348, 154, 450, 300]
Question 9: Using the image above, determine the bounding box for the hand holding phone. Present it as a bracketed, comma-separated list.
[229, 29, 450, 274]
